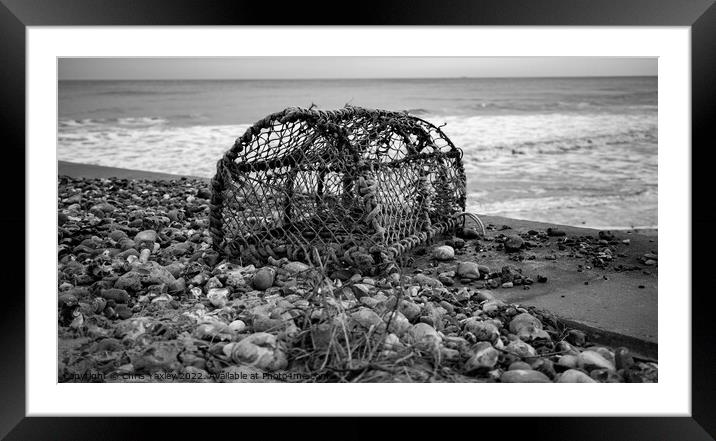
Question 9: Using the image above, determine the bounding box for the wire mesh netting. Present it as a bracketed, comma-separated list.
[209, 106, 466, 273]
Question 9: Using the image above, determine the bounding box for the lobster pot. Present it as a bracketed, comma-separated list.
[209, 106, 466, 271]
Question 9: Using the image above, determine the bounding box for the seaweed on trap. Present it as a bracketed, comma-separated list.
[209, 106, 481, 274]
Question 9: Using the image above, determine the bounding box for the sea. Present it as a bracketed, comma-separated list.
[58, 76, 657, 230]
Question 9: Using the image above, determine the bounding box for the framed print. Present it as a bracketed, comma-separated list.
[3, 0, 714, 439]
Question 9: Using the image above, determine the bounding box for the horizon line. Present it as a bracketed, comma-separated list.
[59, 74, 658, 81]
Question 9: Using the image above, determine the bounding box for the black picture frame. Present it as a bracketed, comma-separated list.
[2, 0, 713, 439]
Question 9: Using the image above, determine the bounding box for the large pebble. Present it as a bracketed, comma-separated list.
[350, 307, 384, 329]
[509, 361, 532, 371]
[464, 319, 500, 343]
[557, 354, 579, 369]
[58, 293, 78, 307]
[252, 268, 276, 290]
[108, 230, 128, 242]
[413, 274, 443, 288]
[408, 322, 442, 349]
[460, 228, 481, 239]
[253, 315, 291, 333]
[383, 333, 403, 351]
[614, 347, 635, 370]
[205, 276, 223, 290]
[578, 350, 616, 371]
[114, 271, 143, 292]
[531, 358, 556, 379]
[504, 235, 524, 252]
[455, 288, 472, 302]
[566, 329, 587, 346]
[100, 288, 130, 304]
[589, 347, 616, 365]
[225, 271, 246, 289]
[131, 342, 182, 373]
[558, 369, 597, 383]
[422, 302, 446, 331]
[438, 272, 455, 286]
[351, 283, 373, 299]
[194, 322, 233, 341]
[446, 237, 465, 249]
[228, 332, 287, 371]
[465, 341, 499, 371]
[137, 261, 176, 286]
[163, 262, 185, 279]
[134, 229, 158, 245]
[500, 369, 551, 383]
[474, 290, 495, 302]
[556, 340, 580, 355]
[482, 299, 505, 314]
[283, 261, 310, 274]
[398, 300, 422, 322]
[114, 304, 133, 319]
[509, 312, 550, 341]
[196, 188, 212, 199]
[384, 311, 411, 336]
[433, 245, 455, 261]
[360, 297, 382, 309]
[165, 242, 192, 257]
[456, 261, 481, 279]
[504, 339, 537, 358]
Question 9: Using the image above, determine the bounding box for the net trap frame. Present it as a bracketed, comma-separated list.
[209, 106, 471, 273]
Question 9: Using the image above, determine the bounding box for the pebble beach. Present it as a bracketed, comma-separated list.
[57, 173, 658, 383]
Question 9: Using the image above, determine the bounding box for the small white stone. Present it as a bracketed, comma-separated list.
[228, 320, 247, 333]
[433, 245, 455, 261]
[139, 248, 151, 263]
[207, 287, 229, 308]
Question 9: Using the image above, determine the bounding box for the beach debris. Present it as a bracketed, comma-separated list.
[209, 107, 470, 274]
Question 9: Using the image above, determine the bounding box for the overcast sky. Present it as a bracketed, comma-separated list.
[58, 57, 657, 80]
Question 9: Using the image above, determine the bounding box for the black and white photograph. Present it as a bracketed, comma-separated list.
[56, 56, 659, 384]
